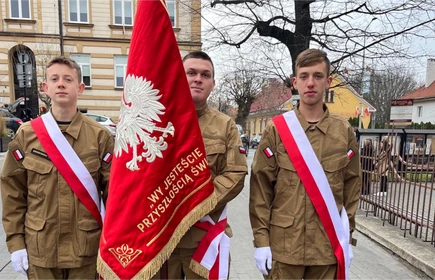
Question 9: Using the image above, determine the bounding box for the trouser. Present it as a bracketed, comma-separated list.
[380, 175, 388, 192]
[151, 248, 206, 280]
[27, 262, 97, 280]
[268, 261, 337, 280]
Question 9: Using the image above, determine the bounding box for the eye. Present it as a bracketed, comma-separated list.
[201, 73, 211, 78]
[186, 71, 195, 76]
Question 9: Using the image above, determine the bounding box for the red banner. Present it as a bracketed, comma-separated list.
[97, 1, 216, 279]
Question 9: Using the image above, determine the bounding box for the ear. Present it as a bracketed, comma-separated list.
[292, 76, 297, 89]
[42, 82, 48, 93]
[327, 75, 333, 87]
[77, 83, 85, 96]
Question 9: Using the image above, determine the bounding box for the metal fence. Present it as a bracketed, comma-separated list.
[357, 129, 435, 247]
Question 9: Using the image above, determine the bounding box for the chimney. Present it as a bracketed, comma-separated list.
[426, 58, 435, 87]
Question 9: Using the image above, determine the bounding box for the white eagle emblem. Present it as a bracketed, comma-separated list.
[115, 74, 175, 171]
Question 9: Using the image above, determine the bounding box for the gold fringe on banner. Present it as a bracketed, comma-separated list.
[97, 192, 217, 280]
[189, 258, 210, 279]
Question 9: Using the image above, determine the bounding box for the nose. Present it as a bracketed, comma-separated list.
[57, 78, 66, 88]
[307, 76, 315, 87]
[193, 73, 202, 83]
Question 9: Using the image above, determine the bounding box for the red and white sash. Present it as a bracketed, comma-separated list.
[273, 110, 353, 280]
[191, 206, 230, 280]
[31, 112, 104, 226]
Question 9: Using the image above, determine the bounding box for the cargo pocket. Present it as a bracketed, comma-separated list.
[269, 212, 295, 257]
[76, 220, 101, 257]
[24, 215, 46, 257]
[22, 156, 53, 198]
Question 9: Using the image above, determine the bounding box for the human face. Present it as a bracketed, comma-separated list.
[183, 58, 215, 109]
[42, 63, 84, 107]
[292, 61, 332, 107]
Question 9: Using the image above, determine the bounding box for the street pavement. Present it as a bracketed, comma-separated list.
[0, 149, 433, 279]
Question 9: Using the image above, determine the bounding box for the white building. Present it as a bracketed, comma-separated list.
[398, 58, 435, 124]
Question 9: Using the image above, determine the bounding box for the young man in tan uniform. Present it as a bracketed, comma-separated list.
[152, 51, 248, 279]
[249, 49, 361, 279]
[1, 56, 114, 279]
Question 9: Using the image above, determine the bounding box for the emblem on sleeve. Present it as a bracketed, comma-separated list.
[103, 152, 113, 163]
[347, 149, 355, 159]
[13, 149, 24, 161]
[238, 146, 246, 154]
[263, 147, 274, 158]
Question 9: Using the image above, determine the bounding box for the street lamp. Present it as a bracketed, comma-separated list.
[358, 17, 377, 129]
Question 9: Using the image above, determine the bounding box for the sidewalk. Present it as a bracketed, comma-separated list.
[0, 150, 434, 279]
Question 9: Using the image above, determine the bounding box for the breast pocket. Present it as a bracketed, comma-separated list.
[205, 143, 226, 177]
[276, 145, 298, 196]
[322, 155, 349, 195]
[22, 156, 53, 198]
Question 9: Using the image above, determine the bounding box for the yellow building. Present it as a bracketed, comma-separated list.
[0, 0, 201, 120]
[248, 75, 376, 139]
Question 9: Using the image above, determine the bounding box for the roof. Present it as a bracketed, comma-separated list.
[250, 79, 292, 113]
[399, 81, 435, 100]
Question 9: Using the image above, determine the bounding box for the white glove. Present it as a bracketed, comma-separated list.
[254, 246, 272, 276]
[11, 249, 28, 275]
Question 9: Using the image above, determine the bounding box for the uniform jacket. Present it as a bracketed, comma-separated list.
[177, 105, 248, 248]
[249, 106, 361, 266]
[1, 112, 114, 268]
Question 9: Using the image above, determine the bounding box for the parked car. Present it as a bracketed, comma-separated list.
[250, 135, 262, 148]
[0, 108, 23, 138]
[236, 124, 249, 156]
[84, 113, 117, 136]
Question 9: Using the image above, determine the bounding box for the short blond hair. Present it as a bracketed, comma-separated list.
[295, 49, 330, 76]
[46, 56, 82, 83]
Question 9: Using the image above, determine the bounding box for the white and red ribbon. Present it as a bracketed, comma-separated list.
[273, 110, 352, 280]
[192, 206, 230, 280]
[31, 112, 104, 226]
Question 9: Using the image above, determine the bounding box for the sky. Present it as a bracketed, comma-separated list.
[200, 1, 435, 86]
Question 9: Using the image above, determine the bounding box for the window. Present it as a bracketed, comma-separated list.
[114, 0, 133, 26]
[417, 106, 423, 118]
[324, 90, 334, 103]
[253, 119, 256, 134]
[10, 0, 30, 19]
[69, 0, 88, 23]
[115, 56, 128, 88]
[166, 0, 176, 27]
[71, 54, 91, 87]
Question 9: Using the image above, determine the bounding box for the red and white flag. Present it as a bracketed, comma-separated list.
[97, 1, 216, 279]
[364, 107, 370, 117]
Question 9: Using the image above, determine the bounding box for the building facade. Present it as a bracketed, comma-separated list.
[0, 0, 202, 119]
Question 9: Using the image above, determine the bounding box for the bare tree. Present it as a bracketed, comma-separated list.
[346, 66, 418, 127]
[217, 67, 268, 128]
[202, 0, 435, 83]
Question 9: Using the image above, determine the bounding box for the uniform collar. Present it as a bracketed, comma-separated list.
[294, 104, 330, 134]
[196, 104, 209, 117]
[62, 111, 83, 139]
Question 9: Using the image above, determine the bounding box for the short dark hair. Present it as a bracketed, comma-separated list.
[46, 56, 82, 83]
[182, 51, 215, 78]
[295, 49, 330, 76]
